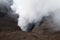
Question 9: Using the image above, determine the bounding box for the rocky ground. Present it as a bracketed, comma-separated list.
[0, 15, 60, 40]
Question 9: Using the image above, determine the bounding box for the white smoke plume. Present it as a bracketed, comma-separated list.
[11, 0, 60, 32]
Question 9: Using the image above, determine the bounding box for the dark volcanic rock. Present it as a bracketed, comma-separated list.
[0, 2, 19, 31]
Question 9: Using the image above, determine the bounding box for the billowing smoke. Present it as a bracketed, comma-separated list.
[11, 0, 60, 32]
[0, 0, 18, 22]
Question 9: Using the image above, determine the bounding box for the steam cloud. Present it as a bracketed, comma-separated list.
[11, 0, 60, 31]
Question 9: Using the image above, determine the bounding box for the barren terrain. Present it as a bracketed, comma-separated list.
[0, 16, 60, 40]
